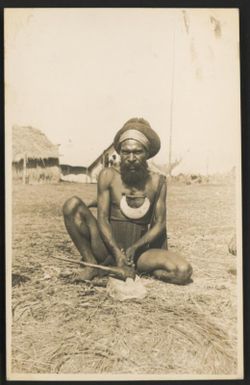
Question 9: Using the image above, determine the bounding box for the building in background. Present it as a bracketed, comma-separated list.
[12, 125, 60, 184]
[60, 164, 90, 183]
[59, 143, 120, 183]
[87, 144, 120, 183]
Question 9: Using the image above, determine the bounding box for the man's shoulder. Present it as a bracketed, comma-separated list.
[149, 170, 167, 187]
[98, 167, 119, 186]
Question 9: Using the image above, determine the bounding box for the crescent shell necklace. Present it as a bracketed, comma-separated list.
[120, 193, 151, 219]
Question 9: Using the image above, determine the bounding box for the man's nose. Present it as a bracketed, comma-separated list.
[128, 153, 135, 162]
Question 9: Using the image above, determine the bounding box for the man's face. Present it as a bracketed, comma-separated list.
[119, 139, 149, 187]
[120, 139, 148, 169]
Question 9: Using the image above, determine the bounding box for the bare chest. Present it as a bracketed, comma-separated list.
[109, 174, 157, 208]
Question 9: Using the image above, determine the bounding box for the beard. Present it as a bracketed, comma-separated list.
[120, 160, 149, 188]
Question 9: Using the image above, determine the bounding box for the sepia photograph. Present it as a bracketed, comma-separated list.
[5, 8, 243, 380]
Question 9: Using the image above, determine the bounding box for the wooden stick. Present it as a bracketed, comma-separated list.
[51, 255, 136, 281]
[51, 255, 123, 276]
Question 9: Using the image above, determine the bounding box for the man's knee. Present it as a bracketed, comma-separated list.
[176, 262, 193, 283]
[63, 196, 83, 218]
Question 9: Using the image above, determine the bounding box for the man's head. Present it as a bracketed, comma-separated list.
[114, 118, 161, 187]
[114, 118, 161, 159]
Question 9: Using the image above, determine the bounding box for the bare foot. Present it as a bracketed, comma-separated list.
[152, 269, 192, 285]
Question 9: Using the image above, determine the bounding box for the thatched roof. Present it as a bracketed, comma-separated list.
[12, 125, 59, 162]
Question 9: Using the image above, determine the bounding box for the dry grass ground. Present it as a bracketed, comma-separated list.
[11, 181, 238, 376]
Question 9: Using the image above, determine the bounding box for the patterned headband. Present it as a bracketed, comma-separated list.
[118, 129, 150, 151]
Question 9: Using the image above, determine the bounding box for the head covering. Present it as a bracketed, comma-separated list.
[114, 118, 161, 159]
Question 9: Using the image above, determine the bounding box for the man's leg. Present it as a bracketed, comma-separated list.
[136, 249, 192, 285]
[62, 196, 111, 280]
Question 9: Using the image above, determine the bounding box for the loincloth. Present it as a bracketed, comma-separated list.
[110, 219, 167, 260]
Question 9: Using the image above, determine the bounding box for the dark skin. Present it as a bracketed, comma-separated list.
[97, 140, 166, 268]
[63, 139, 192, 283]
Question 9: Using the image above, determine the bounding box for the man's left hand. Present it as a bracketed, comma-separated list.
[125, 246, 137, 267]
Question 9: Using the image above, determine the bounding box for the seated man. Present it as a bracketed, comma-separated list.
[63, 118, 192, 284]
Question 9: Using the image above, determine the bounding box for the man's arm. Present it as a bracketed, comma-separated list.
[126, 178, 167, 260]
[97, 168, 128, 267]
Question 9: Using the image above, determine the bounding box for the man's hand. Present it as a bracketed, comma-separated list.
[116, 265, 136, 280]
[125, 246, 137, 267]
[113, 250, 136, 280]
[115, 249, 130, 268]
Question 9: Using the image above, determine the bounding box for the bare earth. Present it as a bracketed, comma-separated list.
[11, 182, 238, 375]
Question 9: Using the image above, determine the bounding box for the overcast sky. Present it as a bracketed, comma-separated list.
[5, 8, 240, 174]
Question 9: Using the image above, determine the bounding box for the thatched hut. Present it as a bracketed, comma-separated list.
[12, 125, 60, 184]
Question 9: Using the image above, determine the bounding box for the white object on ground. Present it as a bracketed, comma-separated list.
[107, 275, 147, 301]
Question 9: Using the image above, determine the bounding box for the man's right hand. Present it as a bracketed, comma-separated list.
[113, 250, 135, 280]
[116, 265, 136, 280]
[115, 249, 130, 268]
